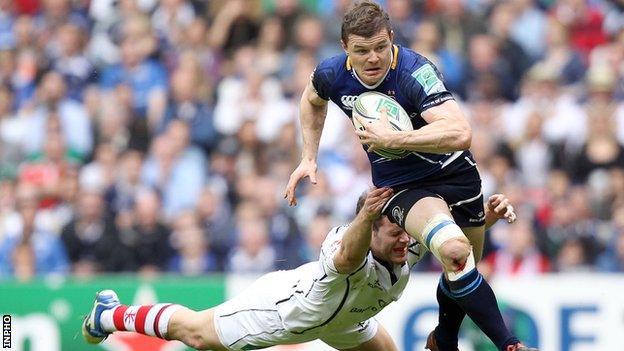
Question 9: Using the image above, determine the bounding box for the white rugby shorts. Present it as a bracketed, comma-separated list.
[213, 271, 378, 350]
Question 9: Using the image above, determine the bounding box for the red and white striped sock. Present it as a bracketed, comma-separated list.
[100, 303, 182, 339]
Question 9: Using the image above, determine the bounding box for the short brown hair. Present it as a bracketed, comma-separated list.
[341, 1, 392, 44]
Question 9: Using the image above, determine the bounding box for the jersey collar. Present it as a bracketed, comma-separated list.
[347, 45, 399, 90]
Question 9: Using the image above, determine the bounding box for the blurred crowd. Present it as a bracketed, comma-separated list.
[1, 0, 624, 281]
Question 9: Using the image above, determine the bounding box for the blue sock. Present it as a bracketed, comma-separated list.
[434, 275, 465, 351]
[441, 269, 519, 351]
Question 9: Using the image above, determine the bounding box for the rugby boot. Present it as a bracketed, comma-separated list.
[425, 329, 460, 351]
[82, 289, 120, 344]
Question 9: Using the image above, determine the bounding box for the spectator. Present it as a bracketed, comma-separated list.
[227, 216, 275, 274]
[213, 45, 293, 141]
[465, 34, 516, 101]
[550, 0, 608, 60]
[151, 0, 196, 50]
[196, 185, 234, 271]
[386, 0, 420, 47]
[107, 149, 144, 215]
[488, 2, 532, 95]
[50, 22, 96, 101]
[569, 105, 624, 183]
[60, 190, 123, 275]
[301, 211, 333, 262]
[500, 62, 587, 154]
[596, 229, 624, 272]
[481, 218, 551, 277]
[434, 0, 485, 56]
[0, 184, 69, 279]
[0, 85, 25, 169]
[168, 210, 218, 275]
[117, 189, 173, 274]
[19, 129, 80, 210]
[0, 178, 17, 241]
[255, 16, 285, 77]
[509, 0, 547, 60]
[91, 92, 132, 150]
[411, 18, 465, 96]
[99, 15, 167, 128]
[208, 0, 259, 55]
[80, 143, 119, 193]
[555, 237, 593, 272]
[160, 66, 218, 152]
[253, 176, 304, 269]
[141, 120, 207, 218]
[176, 18, 222, 87]
[24, 71, 93, 156]
[539, 19, 586, 86]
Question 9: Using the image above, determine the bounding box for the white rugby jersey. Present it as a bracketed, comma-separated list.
[275, 225, 425, 334]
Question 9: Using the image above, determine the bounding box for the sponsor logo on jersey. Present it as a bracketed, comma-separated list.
[367, 279, 384, 292]
[340, 95, 358, 110]
[350, 306, 378, 313]
[411, 63, 446, 95]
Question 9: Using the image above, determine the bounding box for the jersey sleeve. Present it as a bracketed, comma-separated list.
[310, 59, 337, 101]
[400, 57, 454, 112]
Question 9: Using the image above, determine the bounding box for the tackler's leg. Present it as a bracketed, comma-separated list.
[82, 289, 227, 351]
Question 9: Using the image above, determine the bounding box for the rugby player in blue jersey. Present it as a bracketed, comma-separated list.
[284, 2, 536, 351]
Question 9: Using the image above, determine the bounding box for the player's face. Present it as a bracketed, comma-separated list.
[371, 217, 411, 265]
[342, 29, 393, 86]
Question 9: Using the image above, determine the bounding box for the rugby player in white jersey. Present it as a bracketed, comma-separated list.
[82, 189, 516, 351]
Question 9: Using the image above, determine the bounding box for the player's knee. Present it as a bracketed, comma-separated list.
[182, 325, 217, 350]
[184, 333, 207, 350]
[439, 238, 471, 271]
[421, 214, 472, 270]
[178, 312, 220, 350]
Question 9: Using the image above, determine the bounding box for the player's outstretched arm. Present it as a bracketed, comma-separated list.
[399, 100, 473, 154]
[333, 187, 393, 274]
[284, 81, 328, 206]
[484, 193, 517, 230]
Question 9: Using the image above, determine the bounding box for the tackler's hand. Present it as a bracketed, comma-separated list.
[486, 194, 517, 223]
[359, 187, 394, 222]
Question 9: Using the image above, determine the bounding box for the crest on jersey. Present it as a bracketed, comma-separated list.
[411, 64, 445, 95]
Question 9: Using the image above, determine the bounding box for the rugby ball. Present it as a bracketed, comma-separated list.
[352, 91, 413, 159]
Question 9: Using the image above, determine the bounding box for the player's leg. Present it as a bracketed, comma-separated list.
[427, 225, 484, 351]
[462, 226, 485, 262]
[167, 307, 228, 350]
[385, 192, 520, 351]
[339, 324, 397, 351]
[81, 290, 227, 350]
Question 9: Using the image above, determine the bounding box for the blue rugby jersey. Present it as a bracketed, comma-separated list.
[311, 45, 473, 187]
